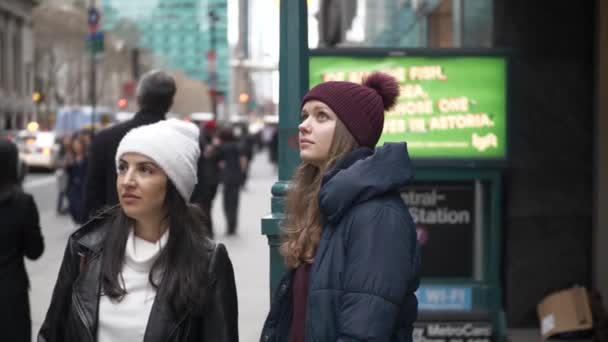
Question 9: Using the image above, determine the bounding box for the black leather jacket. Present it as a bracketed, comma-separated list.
[38, 211, 239, 342]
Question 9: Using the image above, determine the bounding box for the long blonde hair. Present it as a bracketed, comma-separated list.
[280, 119, 359, 268]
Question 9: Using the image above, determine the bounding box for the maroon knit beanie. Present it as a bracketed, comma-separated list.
[301, 72, 399, 148]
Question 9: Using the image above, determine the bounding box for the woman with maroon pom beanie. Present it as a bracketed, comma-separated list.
[260, 72, 421, 342]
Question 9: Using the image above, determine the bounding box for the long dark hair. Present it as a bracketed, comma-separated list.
[280, 119, 358, 268]
[101, 180, 211, 315]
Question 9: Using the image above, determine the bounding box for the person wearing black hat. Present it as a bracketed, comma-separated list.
[83, 69, 177, 219]
[0, 139, 45, 342]
[260, 72, 420, 341]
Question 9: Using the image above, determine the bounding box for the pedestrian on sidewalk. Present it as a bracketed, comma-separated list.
[260, 72, 420, 341]
[191, 122, 220, 237]
[0, 139, 45, 342]
[55, 135, 72, 215]
[66, 133, 88, 224]
[84, 69, 177, 219]
[39, 119, 238, 342]
[216, 127, 247, 236]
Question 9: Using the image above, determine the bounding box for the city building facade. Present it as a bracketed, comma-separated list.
[102, 0, 229, 111]
[0, 0, 37, 130]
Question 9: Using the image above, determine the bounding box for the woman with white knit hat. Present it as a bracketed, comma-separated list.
[39, 119, 239, 342]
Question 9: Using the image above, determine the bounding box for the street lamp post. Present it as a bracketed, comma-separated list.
[88, 1, 100, 135]
[208, 9, 219, 120]
[90, 50, 97, 134]
[261, 0, 309, 300]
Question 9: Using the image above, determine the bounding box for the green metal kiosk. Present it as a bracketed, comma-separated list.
[262, 3, 508, 341]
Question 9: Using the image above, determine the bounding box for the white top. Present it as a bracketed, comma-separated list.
[97, 228, 169, 342]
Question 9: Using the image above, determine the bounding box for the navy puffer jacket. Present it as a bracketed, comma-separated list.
[261, 143, 420, 342]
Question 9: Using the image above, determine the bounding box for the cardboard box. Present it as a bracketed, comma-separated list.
[537, 286, 593, 339]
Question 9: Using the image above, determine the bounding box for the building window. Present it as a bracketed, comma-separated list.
[14, 33, 22, 95]
[0, 30, 4, 90]
[310, 0, 493, 49]
[427, 0, 454, 47]
[26, 64, 32, 96]
[462, 0, 493, 47]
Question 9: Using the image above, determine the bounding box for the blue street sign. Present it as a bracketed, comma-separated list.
[88, 7, 100, 26]
[87, 31, 104, 40]
[86, 31, 105, 54]
[416, 286, 473, 311]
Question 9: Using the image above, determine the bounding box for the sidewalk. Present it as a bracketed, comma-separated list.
[27, 211, 76, 341]
[212, 152, 274, 340]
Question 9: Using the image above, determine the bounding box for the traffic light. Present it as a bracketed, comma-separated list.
[32, 91, 43, 104]
[118, 98, 128, 109]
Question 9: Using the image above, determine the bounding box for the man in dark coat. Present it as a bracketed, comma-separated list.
[191, 127, 221, 237]
[216, 128, 247, 235]
[83, 70, 177, 217]
[0, 139, 44, 342]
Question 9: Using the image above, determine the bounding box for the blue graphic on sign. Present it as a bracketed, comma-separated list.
[87, 32, 104, 41]
[416, 286, 472, 310]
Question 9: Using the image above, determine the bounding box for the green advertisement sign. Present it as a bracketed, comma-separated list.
[309, 55, 507, 160]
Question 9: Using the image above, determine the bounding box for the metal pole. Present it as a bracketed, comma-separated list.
[132, 48, 140, 80]
[261, 0, 308, 301]
[89, 0, 97, 135]
[474, 180, 484, 281]
[90, 48, 96, 135]
[209, 10, 218, 120]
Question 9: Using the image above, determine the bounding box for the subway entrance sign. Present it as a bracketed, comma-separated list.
[400, 174, 506, 341]
[403, 182, 476, 278]
[309, 51, 508, 164]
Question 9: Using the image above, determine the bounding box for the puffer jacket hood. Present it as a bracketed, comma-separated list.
[319, 142, 413, 224]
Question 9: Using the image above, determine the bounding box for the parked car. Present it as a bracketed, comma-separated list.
[14, 130, 61, 171]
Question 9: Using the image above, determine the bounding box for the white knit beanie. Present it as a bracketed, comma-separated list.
[115, 119, 200, 201]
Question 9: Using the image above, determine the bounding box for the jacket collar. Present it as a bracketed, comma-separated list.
[133, 108, 167, 123]
[319, 143, 413, 225]
[71, 206, 190, 342]
[71, 205, 118, 254]
[72, 251, 189, 342]
[321, 147, 374, 187]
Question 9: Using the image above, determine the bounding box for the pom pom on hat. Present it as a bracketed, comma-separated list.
[301, 72, 400, 148]
[115, 119, 200, 201]
[363, 72, 400, 110]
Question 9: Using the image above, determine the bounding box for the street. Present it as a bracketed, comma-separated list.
[23, 152, 274, 341]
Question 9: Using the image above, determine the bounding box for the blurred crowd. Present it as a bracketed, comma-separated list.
[52, 119, 278, 237]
